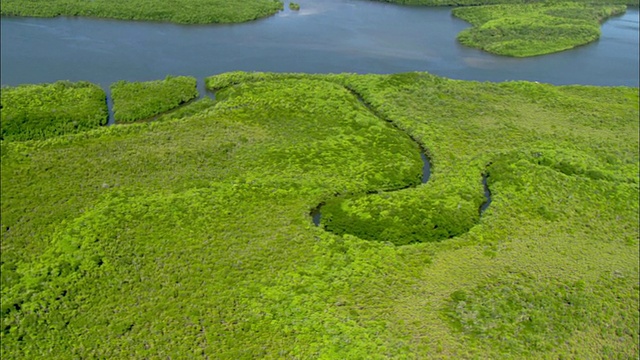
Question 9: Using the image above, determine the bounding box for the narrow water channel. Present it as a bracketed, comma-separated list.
[105, 92, 116, 126]
[311, 146, 434, 227]
[480, 174, 491, 215]
[311, 87, 493, 232]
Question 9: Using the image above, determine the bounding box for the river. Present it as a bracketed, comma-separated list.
[1, 0, 638, 87]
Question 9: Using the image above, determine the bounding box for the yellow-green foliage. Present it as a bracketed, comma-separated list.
[1, 72, 638, 358]
[453, 3, 627, 57]
[445, 272, 637, 357]
[0, 81, 107, 141]
[111, 76, 198, 123]
[0, 0, 284, 24]
[154, 97, 218, 123]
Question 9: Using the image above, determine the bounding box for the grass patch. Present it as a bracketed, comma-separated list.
[154, 97, 218, 123]
[110, 76, 198, 124]
[0, 0, 284, 24]
[453, 3, 627, 57]
[0, 81, 107, 141]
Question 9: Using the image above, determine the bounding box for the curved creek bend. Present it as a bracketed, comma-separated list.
[311, 90, 492, 233]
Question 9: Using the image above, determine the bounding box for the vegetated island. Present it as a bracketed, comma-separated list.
[0, 0, 285, 24]
[1, 71, 638, 358]
[377, 0, 637, 56]
[452, 2, 628, 57]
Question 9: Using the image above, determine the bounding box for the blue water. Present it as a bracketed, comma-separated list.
[1, 1, 638, 87]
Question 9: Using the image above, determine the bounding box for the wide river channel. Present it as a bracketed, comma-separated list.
[1, 0, 639, 88]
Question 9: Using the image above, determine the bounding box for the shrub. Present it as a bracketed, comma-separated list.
[110, 76, 198, 123]
[1, 81, 107, 141]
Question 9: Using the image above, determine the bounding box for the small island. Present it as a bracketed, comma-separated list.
[452, 3, 628, 57]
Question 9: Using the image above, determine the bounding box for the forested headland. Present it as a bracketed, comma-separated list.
[0, 0, 284, 24]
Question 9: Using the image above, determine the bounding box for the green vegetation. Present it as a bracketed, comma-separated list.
[2, 71, 638, 358]
[110, 76, 198, 124]
[445, 271, 638, 357]
[0, 81, 107, 141]
[0, 0, 284, 24]
[289, 2, 301, 10]
[453, 3, 627, 57]
[321, 185, 481, 245]
[154, 97, 217, 123]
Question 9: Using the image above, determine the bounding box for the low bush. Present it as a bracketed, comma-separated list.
[0, 81, 107, 141]
[110, 76, 198, 123]
[445, 273, 592, 355]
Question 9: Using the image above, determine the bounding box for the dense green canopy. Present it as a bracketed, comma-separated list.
[0, 0, 284, 24]
[2, 72, 638, 358]
[453, 3, 627, 57]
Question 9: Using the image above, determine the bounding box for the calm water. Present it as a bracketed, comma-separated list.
[1, 0, 638, 88]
